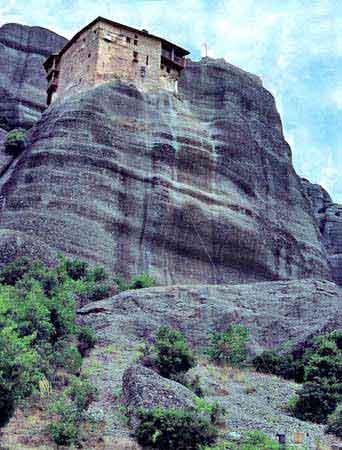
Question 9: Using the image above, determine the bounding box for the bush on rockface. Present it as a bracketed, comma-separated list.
[294, 331, 342, 424]
[326, 404, 342, 437]
[253, 350, 304, 382]
[209, 324, 249, 367]
[294, 381, 340, 423]
[49, 375, 98, 446]
[253, 330, 342, 426]
[129, 273, 156, 289]
[200, 431, 283, 450]
[153, 326, 196, 379]
[136, 407, 218, 450]
[4, 128, 27, 156]
[114, 273, 156, 292]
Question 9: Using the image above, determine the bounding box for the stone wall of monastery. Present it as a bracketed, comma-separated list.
[95, 22, 162, 91]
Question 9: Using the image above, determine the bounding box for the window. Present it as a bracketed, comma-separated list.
[88, 53, 91, 58]
[146, 55, 149, 65]
[133, 51, 138, 62]
[126, 36, 131, 43]
[166, 66, 171, 73]
[134, 39, 138, 45]
[94, 30, 97, 34]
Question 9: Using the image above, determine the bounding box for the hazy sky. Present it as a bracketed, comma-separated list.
[1, 0, 341, 201]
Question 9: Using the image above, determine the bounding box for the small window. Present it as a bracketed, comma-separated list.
[134, 34, 138, 38]
[146, 55, 149, 65]
[133, 51, 138, 62]
[134, 39, 138, 45]
[126, 36, 131, 43]
[94, 30, 97, 34]
[88, 53, 91, 58]
[83, 38, 86, 42]
[166, 66, 171, 73]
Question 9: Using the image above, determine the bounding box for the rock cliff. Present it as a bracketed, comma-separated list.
[0, 58, 330, 284]
[302, 178, 342, 285]
[0, 23, 66, 131]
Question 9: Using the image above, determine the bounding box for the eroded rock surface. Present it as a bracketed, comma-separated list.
[79, 279, 342, 355]
[302, 178, 342, 285]
[0, 58, 330, 284]
[0, 23, 66, 129]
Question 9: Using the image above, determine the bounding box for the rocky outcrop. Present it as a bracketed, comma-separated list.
[122, 364, 196, 427]
[0, 58, 330, 284]
[77, 280, 342, 449]
[0, 23, 66, 130]
[302, 178, 342, 285]
[79, 279, 342, 354]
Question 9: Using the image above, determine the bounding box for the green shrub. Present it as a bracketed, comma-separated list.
[65, 259, 88, 280]
[50, 417, 79, 446]
[136, 407, 218, 450]
[194, 398, 226, 425]
[49, 399, 80, 446]
[129, 273, 155, 289]
[201, 430, 304, 450]
[4, 128, 27, 156]
[86, 265, 108, 282]
[294, 382, 339, 423]
[154, 326, 196, 378]
[209, 324, 249, 367]
[0, 256, 36, 285]
[253, 351, 304, 382]
[326, 403, 342, 437]
[0, 256, 105, 427]
[65, 375, 98, 411]
[78, 326, 97, 357]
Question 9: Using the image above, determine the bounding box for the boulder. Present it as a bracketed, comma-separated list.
[122, 364, 196, 427]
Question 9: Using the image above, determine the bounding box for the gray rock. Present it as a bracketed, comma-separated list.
[0, 23, 66, 129]
[79, 279, 342, 354]
[0, 58, 330, 284]
[79, 280, 342, 449]
[302, 178, 342, 285]
[122, 364, 196, 427]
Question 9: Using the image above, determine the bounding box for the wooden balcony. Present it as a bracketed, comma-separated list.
[161, 48, 186, 69]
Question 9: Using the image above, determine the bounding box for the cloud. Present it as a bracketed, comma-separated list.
[0, 0, 341, 201]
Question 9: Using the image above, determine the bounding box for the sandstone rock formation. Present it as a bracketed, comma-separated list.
[0, 23, 66, 130]
[302, 178, 342, 285]
[79, 279, 342, 355]
[0, 58, 330, 284]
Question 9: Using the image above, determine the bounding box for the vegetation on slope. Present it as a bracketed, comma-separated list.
[254, 330, 342, 432]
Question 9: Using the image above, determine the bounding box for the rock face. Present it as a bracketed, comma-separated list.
[0, 23, 66, 130]
[79, 279, 342, 354]
[0, 58, 330, 284]
[302, 178, 342, 285]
